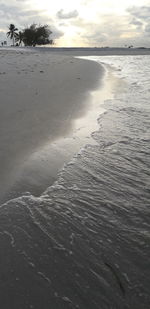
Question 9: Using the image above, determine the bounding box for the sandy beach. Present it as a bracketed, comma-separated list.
[0, 48, 105, 203]
[1, 47, 150, 203]
[0, 47, 150, 308]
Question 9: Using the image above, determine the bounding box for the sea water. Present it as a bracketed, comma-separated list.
[0, 56, 149, 308]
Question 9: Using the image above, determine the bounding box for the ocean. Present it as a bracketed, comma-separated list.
[0, 55, 150, 308]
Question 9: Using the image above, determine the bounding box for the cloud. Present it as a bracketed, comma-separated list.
[72, 15, 130, 46]
[50, 25, 64, 39]
[0, 3, 20, 18]
[0, 2, 150, 47]
[127, 6, 150, 21]
[127, 5, 150, 39]
[70, 9, 150, 48]
[84, 31, 108, 46]
[145, 23, 150, 33]
[130, 19, 143, 27]
[0, 3, 45, 19]
[0, 30, 6, 39]
[0, 2, 63, 43]
[56, 9, 79, 19]
[0, 3, 46, 30]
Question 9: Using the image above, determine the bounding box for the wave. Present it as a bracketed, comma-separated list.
[0, 55, 150, 309]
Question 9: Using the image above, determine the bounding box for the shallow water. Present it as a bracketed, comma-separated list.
[0, 56, 150, 309]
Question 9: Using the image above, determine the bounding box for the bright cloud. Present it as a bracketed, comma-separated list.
[0, 0, 150, 47]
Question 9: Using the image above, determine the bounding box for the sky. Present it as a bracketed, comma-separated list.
[0, 0, 150, 47]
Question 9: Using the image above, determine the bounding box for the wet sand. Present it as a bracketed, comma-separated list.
[0, 49, 150, 309]
[1, 47, 150, 203]
[0, 48, 104, 203]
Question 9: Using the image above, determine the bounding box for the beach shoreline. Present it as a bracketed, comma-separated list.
[1, 46, 149, 203]
[0, 48, 105, 203]
[2, 46, 150, 56]
[0, 48, 149, 309]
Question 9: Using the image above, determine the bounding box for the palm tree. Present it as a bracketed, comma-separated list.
[7, 24, 18, 46]
[15, 31, 24, 46]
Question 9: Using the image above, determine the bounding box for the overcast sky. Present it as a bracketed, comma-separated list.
[0, 0, 150, 47]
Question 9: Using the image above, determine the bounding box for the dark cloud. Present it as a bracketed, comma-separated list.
[130, 19, 143, 27]
[129, 18, 143, 32]
[56, 9, 78, 19]
[127, 6, 150, 21]
[127, 5, 150, 37]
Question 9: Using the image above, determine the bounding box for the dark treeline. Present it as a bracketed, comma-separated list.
[7, 23, 53, 47]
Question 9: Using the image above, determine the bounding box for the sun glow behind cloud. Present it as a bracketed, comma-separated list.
[26, 0, 150, 46]
[31, 0, 148, 14]
[0, 0, 150, 47]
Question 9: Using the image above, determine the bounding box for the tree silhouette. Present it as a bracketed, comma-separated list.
[15, 31, 24, 46]
[6, 23, 53, 47]
[7, 24, 18, 46]
[22, 24, 53, 47]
